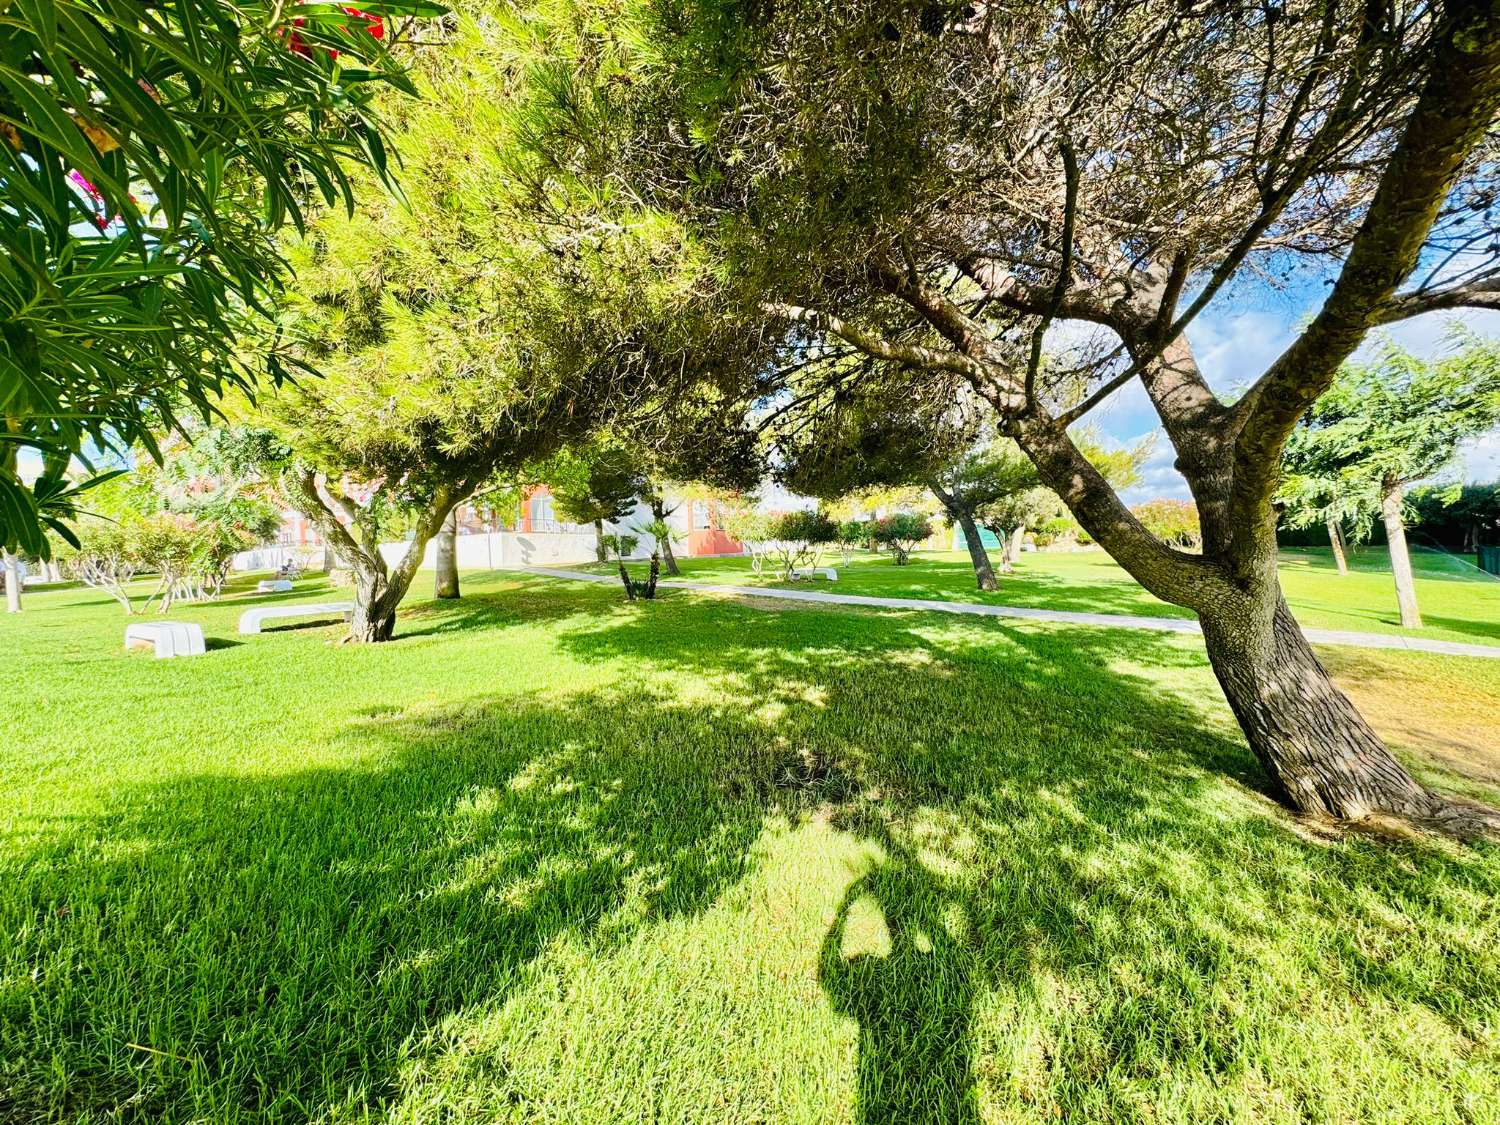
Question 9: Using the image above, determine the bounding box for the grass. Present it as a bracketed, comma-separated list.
[585, 544, 1500, 646]
[2, 572, 1499, 1123]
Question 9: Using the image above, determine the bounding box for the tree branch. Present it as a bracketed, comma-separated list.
[1233, 2, 1500, 531]
[1372, 279, 1500, 324]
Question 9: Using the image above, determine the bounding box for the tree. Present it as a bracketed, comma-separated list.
[549, 446, 647, 564]
[1279, 338, 1500, 626]
[1130, 500, 1203, 553]
[869, 513, 933, 566]
[763, 510, 839, 580]
[254, 5, 750, 641]
[833, 518, 868, 566]
[1408, 483, 1500, 551]
[1, 0, 437, 560]
[528, 0, 1500, 832]
[434, 511, 461, 600]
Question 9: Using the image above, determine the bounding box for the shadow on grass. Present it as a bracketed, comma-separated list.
[6, 583, 1499, 1122]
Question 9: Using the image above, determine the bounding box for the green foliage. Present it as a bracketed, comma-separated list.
[1, 0, 438, 557]
[548, 446, 645, 529]
[1131, 499, 1203, 551]
[869, 513, 933, 564]
[1280, 335, 1500, 530]
[766, 509, 838, 547]
[601, 533, 640, 561]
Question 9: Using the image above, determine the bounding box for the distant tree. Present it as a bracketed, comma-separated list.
[1409, 483, 1500, 551]
[869, 514, 933, 566]
[1282, 338, 1500, 627]
[549, 446, 647, 564]
[763, 510, 839, 580]
[833, 518, 869, 566]
[1130, 500, 1203, 553]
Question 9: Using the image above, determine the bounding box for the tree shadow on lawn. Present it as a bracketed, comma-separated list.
[7, 588, 1499, 1122]
[553, 598, 1500, 1123]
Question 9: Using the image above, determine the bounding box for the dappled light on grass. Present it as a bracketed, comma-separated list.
[2, 576, 1499, 1121]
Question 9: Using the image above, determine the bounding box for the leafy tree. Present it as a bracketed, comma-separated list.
[1281, 338, 1500, 627]
[525, 0, 1500, 830]
[1130, 500, 1203, 553]
[869, 514, 933, 566]
[833, 518, 869, 566]
[1, 0, 437, 559]
[763, 510, 838, 580]
[549, 446, 647, 563]
[1409, 483, 1500, 551]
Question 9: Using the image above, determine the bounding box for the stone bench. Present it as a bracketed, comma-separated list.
[124, 621, 206, 659]
[239, 602, 354, 635]
[789, 567, 838, 581]
[256, 579, 293, 593]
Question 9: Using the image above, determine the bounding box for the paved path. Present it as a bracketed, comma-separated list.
[522, 566, 1500, 661]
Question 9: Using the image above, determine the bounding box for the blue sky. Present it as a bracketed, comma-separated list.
[1083, 278, 1500, 504]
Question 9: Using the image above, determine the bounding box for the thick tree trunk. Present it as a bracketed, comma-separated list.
[1200, 596, 1496, 832]
[594, 518, 608, 563]
[1326, 515, 1349, 576]
[3, 552, 20, 613]
[435, 509, 460, 599]
[651, 499, 681, 576]
[1381, 481, 1422, 629]
[350, 570, 397, 643]
[954, 508, 998, 591]
[1007, 525, 1026, 566]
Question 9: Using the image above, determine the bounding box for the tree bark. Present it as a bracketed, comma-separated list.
[1200, 596, 1470, 823]
[954, 508, 998, 590]
[1326, 514, 1349, 576]
[651, 498, 681, 576]
[1381, 480, 1422, 629]
[594, 518, 608, 563]
[293, 470, 465, 642]
[3, 552, 20, 613]
[435, 509, 460, 599]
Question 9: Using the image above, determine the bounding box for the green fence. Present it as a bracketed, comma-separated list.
[1480, 545, 1500, 576]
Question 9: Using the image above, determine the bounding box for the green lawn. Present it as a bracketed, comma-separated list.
[3, 574, 1499, 1123]
[585, 545, 1500, 645]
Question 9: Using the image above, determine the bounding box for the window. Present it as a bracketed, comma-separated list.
[530, 493, 556, 528]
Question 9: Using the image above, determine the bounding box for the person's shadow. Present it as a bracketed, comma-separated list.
[820, 845, 982, 1124]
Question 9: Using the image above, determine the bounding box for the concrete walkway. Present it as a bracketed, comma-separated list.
[523, 566, 1500, 661]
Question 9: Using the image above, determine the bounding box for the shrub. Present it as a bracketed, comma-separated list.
[763, 509, 838, 579]
[1130, 499, 1202, 551]
[869, 513, 933, 564]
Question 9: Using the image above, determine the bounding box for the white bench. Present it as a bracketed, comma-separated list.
[790, 567, 838, 581]
[239, 602, 354, 635]
[124, 621, 206, 659]
[256, 579, 293, 593]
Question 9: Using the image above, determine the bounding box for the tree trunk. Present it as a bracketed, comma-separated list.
[350, 570, 397, 642]
[1326, 514, 1349, 576]
[594, 518, 608, 563]
[651, 498, 681, 576]
[1200, 596, 1496, 831]
[1381, 482, 1422, 628]
[953, 508, 998, 591]
[3, 553, 20, 613]
[435, 509, 460, 599]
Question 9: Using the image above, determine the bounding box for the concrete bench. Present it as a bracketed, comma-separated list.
[125, 621, 206, 659]
[256, 579, 293, 593]
[239, 602, 354, 635]
[790, 567, 838, 581]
